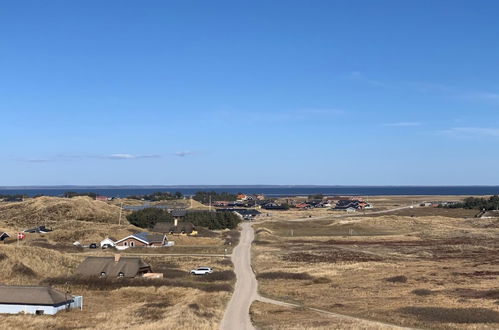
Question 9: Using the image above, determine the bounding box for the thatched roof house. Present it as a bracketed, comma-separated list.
[75, 255, 151, 278]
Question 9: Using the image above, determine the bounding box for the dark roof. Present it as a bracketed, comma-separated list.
[0, 232, 10, 240]
[131, 232, 165, 244]
[171, 209, 187, 217]
[75, 256, 151, 278]
[217, 208, 261, 216]
[153, 222, 195, 234]
[0, 286, 70, 306]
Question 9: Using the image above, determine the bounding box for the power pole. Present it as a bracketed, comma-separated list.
[118, 201, 123, 226]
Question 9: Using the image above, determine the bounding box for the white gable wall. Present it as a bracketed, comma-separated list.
[0, 304, 64, 315]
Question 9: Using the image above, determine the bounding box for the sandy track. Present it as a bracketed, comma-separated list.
[220, 222, 257, 330]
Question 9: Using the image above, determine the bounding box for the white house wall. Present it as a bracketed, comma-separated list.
[0, 304, 59, 315]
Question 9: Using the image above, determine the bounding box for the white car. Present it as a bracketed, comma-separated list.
[190, 267, 213, 275]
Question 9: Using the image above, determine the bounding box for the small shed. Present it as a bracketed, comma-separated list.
[0, 232, 10, 242]
[99, 237, 116, 247]
[0, 285, 82, 315]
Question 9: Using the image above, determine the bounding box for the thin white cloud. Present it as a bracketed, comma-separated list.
[107, 153, 136, 159]
[105, 153, 162, 160]
[174, 151, 193, 157]
[383, 122, 421, 127]
[347, 71, 387, 87]
[214, 108, 344, 123]
[439, 127, 499, 137]
[346, 72, 499, 106]
[464, 92, 499, 104]
[25, 158, 51, 163]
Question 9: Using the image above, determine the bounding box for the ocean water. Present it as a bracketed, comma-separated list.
[0, 186, 498, 198]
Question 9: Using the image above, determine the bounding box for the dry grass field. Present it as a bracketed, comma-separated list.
[0, 197, 234, 329]
[251, 201, 499, 329]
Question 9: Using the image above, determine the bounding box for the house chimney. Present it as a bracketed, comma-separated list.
[174, 218, 178, 227]
[114, 254, 121, 263]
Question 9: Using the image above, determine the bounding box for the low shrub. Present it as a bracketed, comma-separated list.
[412, 289, 433, 296]
[217, 258, 233, 266]
[193, 270, 235, 282]
[455, 288, 499, 299]
[385, 275, 407, 283]
[399, 307, 499, 323]
[11, 263, 37, 277]
[312, 277, 332, 284]
[257, 271, 313, 280]
[42, 275, 233, 292]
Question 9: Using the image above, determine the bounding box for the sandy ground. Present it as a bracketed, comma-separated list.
[221, 222, 257, 330]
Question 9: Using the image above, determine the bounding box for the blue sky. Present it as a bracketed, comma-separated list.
[1, 0, 499, 185]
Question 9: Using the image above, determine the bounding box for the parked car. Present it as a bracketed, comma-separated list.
[89, 243, 98, 249]
[101, 243, 113, 249]
[190, 267, 213, 275]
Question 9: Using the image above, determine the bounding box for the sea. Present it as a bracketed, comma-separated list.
[0, 186, 498, 198]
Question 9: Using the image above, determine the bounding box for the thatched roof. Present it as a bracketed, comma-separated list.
[153, 222, 195, 234]
[0, 286, 70, 306]
[75, 256, 151, 278]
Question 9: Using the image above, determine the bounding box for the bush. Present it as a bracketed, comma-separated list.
[126, 208, 173, 228]
[193, 270, 235, 282]
[412, 289, 433, 296]
[399, 307, 499, 323]
[185, 212, 240, 230]
[43, 275, 233, 292]
[385, 275, 407, 283]
[257, 272, 313, 280]
[192, 191, 237, 204]
[313, 277, 332, 284]
[11, 263, 37, 277]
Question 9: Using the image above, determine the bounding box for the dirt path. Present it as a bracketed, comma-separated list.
[220, 222, 257, 330]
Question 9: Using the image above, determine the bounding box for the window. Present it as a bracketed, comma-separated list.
[124, 241, 128, 246]
[100, 272, 106, 277]
[35, 310, 44, 315]
[118, 272, 125, 278]
[130, 241, 134, 247]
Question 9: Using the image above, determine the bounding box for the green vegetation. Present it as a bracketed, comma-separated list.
[126, 208, 240, 230]
[63, 191, 97, 199]
[192, 191, 237, 204]
[126, 208, 173, 228]
[308, 194, 324, 200]
[127, 191, 183, 201]
[0, 194, 26, 201]
[445, 195, 499, 210]
[185, 212, 240, 230]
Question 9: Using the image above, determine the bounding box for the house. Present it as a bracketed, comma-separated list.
[0, 285, 82, 315]
[75, 255, 152, 278]
[262, 203, 288, 210]
[214, 201, 230, 207]
[334, 199, 371, 210]
[0, 232, 10, 242]
[170, 209, 187, 220]
[236, 194, 247, 201]
[99, 237, 116, 248]
[153, 219, 197, 235]
[23, 225, 52, 234]
[115, 232, 169, 247]
[217, 208, 261, 219]
[296, 203, 312, 209]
